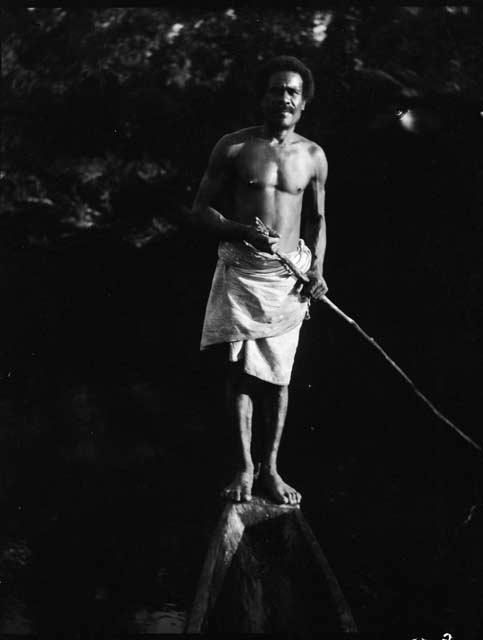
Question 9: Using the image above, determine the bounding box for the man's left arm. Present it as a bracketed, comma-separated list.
[301, 145, 328, 300]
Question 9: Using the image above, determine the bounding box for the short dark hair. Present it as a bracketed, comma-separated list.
[256, 55, 315, 103]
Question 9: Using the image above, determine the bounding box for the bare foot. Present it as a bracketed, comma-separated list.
[221, 468, 254, 502]
[259, 469, 301, 505]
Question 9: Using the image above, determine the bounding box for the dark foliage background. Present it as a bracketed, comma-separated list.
[1, 6, 482, 636]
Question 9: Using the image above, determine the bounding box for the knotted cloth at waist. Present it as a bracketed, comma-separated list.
[200, 239, 312, 349]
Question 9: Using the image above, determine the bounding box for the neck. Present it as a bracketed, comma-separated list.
[261, 123, 296, 145]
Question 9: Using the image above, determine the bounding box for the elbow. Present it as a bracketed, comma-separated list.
[316, 211, 326, 224]
[191, 200, 202, 217]
[192, 203, 208, 227]
[307, 211, 325, 228]
[193, 207, 218, 237]
[317, 213, 326, 232]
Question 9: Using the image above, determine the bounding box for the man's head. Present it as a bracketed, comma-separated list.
[256, 56, 314, 131]
[256, 56, 315, 103]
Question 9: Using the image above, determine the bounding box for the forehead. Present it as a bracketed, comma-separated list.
[266, 71, 303, 91]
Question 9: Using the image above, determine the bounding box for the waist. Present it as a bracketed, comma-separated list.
[218, 239, 311, 273]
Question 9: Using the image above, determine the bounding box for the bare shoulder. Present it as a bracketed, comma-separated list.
[295, 134, 327, 160]
[305, 140, 328, 179]
[305, 139, 327, 163]
[218, 126, 260, 147]
[206, 128, 259, 178]
[209, 130, 244, 162]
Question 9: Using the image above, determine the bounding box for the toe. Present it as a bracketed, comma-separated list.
[275, 490, 285, 504]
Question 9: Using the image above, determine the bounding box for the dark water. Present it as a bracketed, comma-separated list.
[0, 374, 192, 634]
[0, 234, 217, 634]
[1, 269, 482, 636]
[1, 121, 482, 635]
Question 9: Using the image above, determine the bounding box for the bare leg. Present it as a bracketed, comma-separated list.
[259, 384, 301, 505]
[221, 368, 255, 502]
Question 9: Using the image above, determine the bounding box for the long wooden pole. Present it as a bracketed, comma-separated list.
[271, 241, 482, 454]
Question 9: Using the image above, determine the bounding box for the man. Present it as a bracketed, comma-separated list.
[193, 56, 328, 506]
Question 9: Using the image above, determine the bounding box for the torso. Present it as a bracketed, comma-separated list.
[223, 126, 318, 252]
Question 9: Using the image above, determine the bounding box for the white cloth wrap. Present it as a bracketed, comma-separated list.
[200, 239, 312, 384]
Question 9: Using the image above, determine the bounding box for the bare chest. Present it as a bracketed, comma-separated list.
[235, 143, 312, 195]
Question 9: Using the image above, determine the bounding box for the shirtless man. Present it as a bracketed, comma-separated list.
[193, 56, 328, 505]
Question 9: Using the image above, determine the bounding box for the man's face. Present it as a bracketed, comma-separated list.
[261, 71, 306, 130]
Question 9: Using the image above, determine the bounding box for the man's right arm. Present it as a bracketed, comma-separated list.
[192, 136, 248, 241]
[192, 136, 279, 252]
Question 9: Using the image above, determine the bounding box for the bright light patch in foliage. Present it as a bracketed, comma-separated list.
[312, 11, 332, 44]
[445, 6, 470, 15]
[166, 23, 184, 43]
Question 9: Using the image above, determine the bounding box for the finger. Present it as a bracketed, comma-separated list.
[257, 218, 280, 237]
[267, 236, 279, 245]
[302, 282, 312, 294]
[312, 288, 325, 300]
[254, 217, 269, 234]
[312, 283, 328, 297]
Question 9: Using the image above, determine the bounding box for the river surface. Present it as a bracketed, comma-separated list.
[1, 337, 482, 636]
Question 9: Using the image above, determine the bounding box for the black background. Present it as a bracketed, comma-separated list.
[1, 7, 482, 637]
